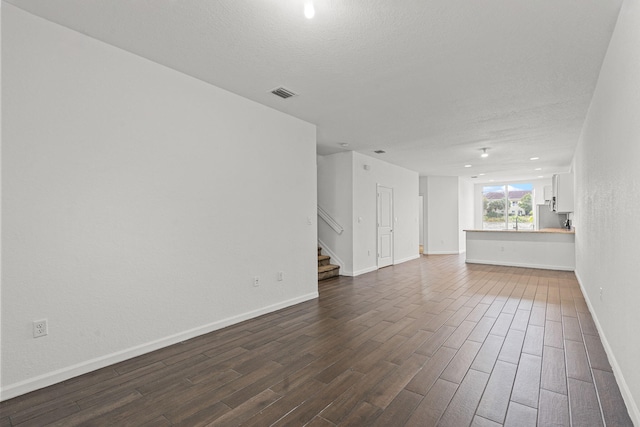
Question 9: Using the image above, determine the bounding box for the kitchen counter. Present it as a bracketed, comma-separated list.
[465, 228, 575, 271]
[464, 228, 575, 234]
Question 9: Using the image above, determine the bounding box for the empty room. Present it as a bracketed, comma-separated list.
[1, 1, 639, 426]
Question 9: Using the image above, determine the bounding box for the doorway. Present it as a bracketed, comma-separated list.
[418, 194, 424, 254]
[377, 185, 394, 268]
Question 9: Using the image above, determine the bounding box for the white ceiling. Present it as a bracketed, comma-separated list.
[6, 0, 623, 182]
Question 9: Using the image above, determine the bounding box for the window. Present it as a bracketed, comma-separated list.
[482, 183, 534, 230]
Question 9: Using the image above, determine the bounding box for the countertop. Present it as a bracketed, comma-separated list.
[464, 228, 575, 234]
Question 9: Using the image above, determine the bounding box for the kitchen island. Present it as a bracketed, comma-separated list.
[464, 228, 575, 271]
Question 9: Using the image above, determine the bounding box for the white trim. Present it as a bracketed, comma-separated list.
[317, 205, 343, 235]
[0, 292, 318, 401]
[394, 254, 420, 265]
[575, 271, 640, 426]
[376, 184, 394, 269]
[426, 250, 460, 255]
[465, 259, 574, 271]
[347, 255, 420, 277]
[351, 266, 379, 277]
[317, 238, 345, 274]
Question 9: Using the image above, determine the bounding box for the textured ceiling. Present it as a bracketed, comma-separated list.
[6, 0, 623, 182]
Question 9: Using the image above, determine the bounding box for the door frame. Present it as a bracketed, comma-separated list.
[376, 184, 394, 269]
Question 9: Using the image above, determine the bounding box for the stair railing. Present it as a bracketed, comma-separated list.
[317, 205, 343, 235]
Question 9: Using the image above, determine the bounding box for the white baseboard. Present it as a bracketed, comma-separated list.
[465, 259, 575, 271]
[426, 250, 460, 255]
[575, 271, 640, 426]
[394, 254, 420, 265]
[0, 292, 318, 402]
[347, 254, 420, 277]
[350, 266, 378, 277]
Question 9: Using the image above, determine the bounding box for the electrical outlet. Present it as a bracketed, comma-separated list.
[33, 319, 48, 338]
[253, 276, 260, 287]
[277, 271, 284, 281]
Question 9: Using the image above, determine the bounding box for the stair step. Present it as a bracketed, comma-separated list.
[318, 247, 322, 256]
[318, 255, 331, 267]
[318, 264, 340, 281]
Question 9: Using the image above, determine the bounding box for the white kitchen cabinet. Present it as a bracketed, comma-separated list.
[552, 173, 574, 213]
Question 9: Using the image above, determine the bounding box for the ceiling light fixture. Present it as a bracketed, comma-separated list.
[339, 143, 349, 148]
[304, 1, 315, 19]
[464, 164, 472, 168]
[530, 157, 540, 160]
[534, 167, 542, 171]
[481, 148, 489, 158]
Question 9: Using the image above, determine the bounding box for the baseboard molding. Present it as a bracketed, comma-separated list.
[465, 259, 575, 271]
[350, 266, 378, 277]
[348, 255, 420, 277]
[574, 271, 640, 426]
[426, 251, 460, 255]
[394, 254, 420, 265]
[0, 292, 318, 402]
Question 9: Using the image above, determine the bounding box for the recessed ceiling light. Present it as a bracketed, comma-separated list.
[339, 143, 349, 148]
[464, 164, 472, 168]
[538, 175, 544, 178]
[479, 173, 486, 176]
[489, 179, 495, 182]
[530, 157, 540, 160]
[481, 148, 489, 158]
[304, 1, 315, 19]
[534, 168, 542, 171]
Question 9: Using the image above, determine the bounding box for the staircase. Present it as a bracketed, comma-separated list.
[318, 247, 340, 281]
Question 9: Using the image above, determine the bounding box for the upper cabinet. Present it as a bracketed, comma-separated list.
[552, 173, 574, 213]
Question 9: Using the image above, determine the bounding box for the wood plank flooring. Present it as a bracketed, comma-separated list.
[0, 254, 634, 426]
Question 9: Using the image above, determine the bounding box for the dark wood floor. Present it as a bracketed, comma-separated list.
[1, 255, 634, 426]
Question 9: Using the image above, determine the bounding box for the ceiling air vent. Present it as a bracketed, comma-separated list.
[374, 150, 386, 154]
[270, 87, 298, 99]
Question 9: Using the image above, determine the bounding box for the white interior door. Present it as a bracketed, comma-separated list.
[377, 185, 394, 268]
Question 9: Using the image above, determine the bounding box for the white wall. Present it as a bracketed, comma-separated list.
[418, 176, 473, 255]
[317, 152, 353, 271]
[573, 0, 640, 422]
[421, 176, 460, 254]
[458, 179, 475, 253]
[419, 178, 429, 251]
[1, 5, 318, 400]
[317, 152, 419, 276]
[352, 152, 419, 274]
